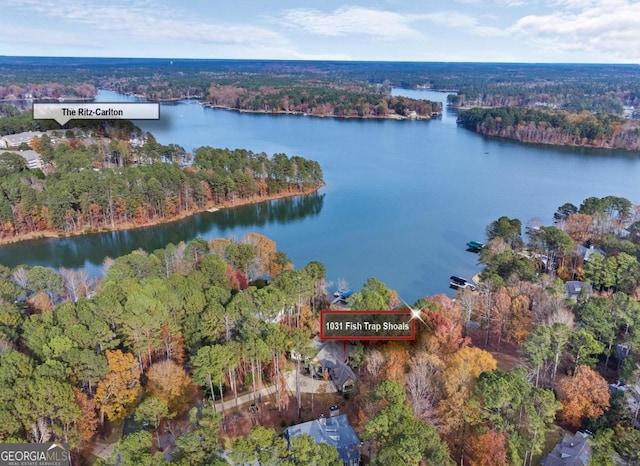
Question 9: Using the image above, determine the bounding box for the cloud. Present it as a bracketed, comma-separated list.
[508, 0, 640, 62]
[422, 11, 505, 36]
[276, 6, 426, 40]
[0, 24, 102, 50]
[496, 0, 527, 6]
[14, 0, 289, 50]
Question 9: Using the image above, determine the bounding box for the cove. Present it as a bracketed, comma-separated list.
[1, 89, 640, 302]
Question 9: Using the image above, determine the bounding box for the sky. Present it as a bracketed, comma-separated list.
[3, 0, 640, 63]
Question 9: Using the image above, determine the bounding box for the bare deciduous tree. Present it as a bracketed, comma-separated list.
[364, 348, 384, 378]
[11, 267, 28, 289]
[405, 352, 444, 429]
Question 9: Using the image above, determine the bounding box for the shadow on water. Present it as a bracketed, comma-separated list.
[215, 192, 324, 231]
[0, 193, 325, 271]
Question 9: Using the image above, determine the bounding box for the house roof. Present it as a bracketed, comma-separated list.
[284, 414, 360, 464]
[329, 362, 357, 391]
[310, 337, 354, 366]
[542, 432, 591, 466]
[576, 245, 605, 262]
[308, 337, 357, 390]
[1, 131, 45, 147]
[565, 281, 592, 298]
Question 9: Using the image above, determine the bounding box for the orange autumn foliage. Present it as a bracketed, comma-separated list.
[421, 310, 469, 357]
[94, 350, 141, 423]
[508, 294, 532, 344]
[559, 365, 610, 428]
[439, 347, 497, 435]
[145, 359, 195, 414]
[73, 388, 99, 444]
[379, 342, 410, 384]
[469, 431, 509, 466]
[27, 292, 54, 313]
[562, 213, 593, 243]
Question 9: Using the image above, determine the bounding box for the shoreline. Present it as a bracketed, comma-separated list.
[466, 129, 640, 152]
[201, 103, 433, 121]
[0, 185, 324, 247]
[99, 88, 438, 120]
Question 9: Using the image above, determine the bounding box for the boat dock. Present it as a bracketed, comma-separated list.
[449, 276, 476, 291]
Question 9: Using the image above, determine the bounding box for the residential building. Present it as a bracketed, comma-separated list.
[305, 337, 358, 393]
[542, 431, 591, 466]
[576, 244, 605, 262]
[564, 281, 592, 300]
[283, 414, 361, 466]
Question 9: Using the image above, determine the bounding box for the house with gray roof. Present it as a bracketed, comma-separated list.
[283, 414, 361, 466]
[542, 431, 591, 466]
[576, 244, 605, 262]
[564, 281, 592, 300]
[305, 337, 358, 393]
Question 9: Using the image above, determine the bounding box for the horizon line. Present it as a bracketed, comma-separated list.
[1, 55, 639, 67]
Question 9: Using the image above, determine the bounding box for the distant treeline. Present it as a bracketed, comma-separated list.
[3, 60, 639, 116]
[447, 84, 633, 115]
[205, 84, 441, 118]
[0, 82, 96, 101]
[457, 107, 640, 150]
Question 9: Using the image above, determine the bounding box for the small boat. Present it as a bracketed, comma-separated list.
[206, 207, 220, 213]
[333, 288, 353, 298]
[341, 290, 354, 299]
[466, 241, 485, 251]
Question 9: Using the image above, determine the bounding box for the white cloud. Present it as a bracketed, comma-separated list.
[0, 24, 100, 50]
[422, 11, 505, 36]
[509, 0, 640, 62]
[14, 0, 290, 51]
[496, 0, 527, 6]
[276, 6, 427, 40]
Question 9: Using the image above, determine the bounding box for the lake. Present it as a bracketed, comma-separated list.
[1, 89, 640, 302]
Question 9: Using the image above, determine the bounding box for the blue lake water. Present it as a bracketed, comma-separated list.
[1, 89, 639, 302]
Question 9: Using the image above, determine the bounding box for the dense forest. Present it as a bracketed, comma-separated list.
[205, 84, 440, 118]
[0, 121, 324, 242]
[456, 107, 640, 150]
[0, 232, 349, 464]
[1, 195, 640, 464]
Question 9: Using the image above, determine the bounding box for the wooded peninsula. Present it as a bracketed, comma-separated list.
[456, 107, 640, 151]
[0, 117, 324, 244]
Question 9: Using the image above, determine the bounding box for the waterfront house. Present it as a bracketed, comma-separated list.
[283, 414, 361, 466]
